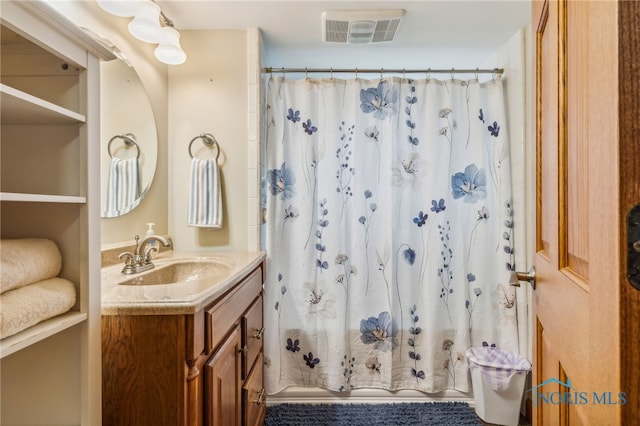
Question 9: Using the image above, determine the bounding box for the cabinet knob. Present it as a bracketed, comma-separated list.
[253, 389, 266, 405]
[239, 344, 249, 356]
[253, 327, 265, 340]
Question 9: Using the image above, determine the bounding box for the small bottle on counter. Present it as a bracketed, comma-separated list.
[145, 222, 158, 250]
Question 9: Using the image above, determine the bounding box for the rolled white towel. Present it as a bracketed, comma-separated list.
[1, 238, 62, 294]
[0, 277, 76, 339]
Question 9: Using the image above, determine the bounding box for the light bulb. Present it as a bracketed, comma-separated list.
[128, 0, 163, 43]
[97, 0, 140, 17]
[154, 27, 187, 65]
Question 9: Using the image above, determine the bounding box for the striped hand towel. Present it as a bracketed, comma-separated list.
[188, 157, 223, 228]
[105, 157, 141, 216]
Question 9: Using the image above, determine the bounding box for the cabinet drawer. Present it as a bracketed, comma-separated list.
[206, 267, 262, 353]
[243, 353, 266, 426]
[242, 295, 263, 379]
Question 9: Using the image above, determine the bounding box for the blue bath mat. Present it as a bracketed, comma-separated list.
[263, 401, 482, 425]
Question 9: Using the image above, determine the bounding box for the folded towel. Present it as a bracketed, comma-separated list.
[105, 157, 141, 216]
[0, 277, 76, 339]
[1, 238, 62, 294]
[188, 157, 223, 228]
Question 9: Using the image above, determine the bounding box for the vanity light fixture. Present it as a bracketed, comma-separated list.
[155, 26, 186, 65]
[127, 0, 163, 43]
[97, 0, 187, 65]
[96, 0, 140, 17]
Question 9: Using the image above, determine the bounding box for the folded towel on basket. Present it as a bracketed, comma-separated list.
[188, 157, 223, 228]
[0, 277, 76, 339]
[1, 238, 62, 294]
[105, 157, 141, 215]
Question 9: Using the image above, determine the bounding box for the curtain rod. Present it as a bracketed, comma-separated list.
[262, 67, 504, 75]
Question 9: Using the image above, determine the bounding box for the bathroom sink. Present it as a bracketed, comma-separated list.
[118, 259, 233, 286]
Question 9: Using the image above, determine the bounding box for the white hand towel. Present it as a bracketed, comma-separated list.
[188, 158, 223, 228]
[105, 157, 141, 215]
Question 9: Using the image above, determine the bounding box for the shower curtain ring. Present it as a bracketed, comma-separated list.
[475, 68, 479, 79]
[305, 67, 308, 80]
[427, 68, 431, 79]
[403, 68, 406, 80]
[355, 67, 358, 79]
[450, 68, 455, 79]
[380, 67, 383, 82]
[330, 67, 334, 80]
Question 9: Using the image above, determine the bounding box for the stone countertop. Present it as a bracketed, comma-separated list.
[101, 251, 266, 315]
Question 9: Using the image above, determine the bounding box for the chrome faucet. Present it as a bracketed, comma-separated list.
[118, 234, 172, 274]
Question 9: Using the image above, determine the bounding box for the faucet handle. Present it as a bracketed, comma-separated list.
[118, 251, 135, 265]
[118, 251, 136, 274]
[143, 246, 158, 263]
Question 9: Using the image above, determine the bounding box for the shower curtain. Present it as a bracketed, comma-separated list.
[264, 75, 519, 394]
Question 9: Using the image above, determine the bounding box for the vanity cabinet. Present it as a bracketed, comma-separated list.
[102, 262, 266, 426]
[0, 2, 112, 425]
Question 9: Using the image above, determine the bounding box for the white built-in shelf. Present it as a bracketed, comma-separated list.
[0, 83, 85, 125]
[0, 192, 86, 204]
[0, 312, 87, 359]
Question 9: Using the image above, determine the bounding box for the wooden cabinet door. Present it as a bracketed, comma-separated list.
[205, 325, 242, 426]
[243, 353, 266, 426]
[533, 1, 621, 424]
[242, 295, 263, 380]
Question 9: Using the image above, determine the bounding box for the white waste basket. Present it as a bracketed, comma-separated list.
[466, 347, 531, 426]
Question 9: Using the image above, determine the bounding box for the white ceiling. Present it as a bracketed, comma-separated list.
[157, 0, 532, 51]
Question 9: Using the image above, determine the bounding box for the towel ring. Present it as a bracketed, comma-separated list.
[188, 133, 220, 161]
[108, 133, 140, 159]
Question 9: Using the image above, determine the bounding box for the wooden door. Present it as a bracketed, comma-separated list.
[205, 325, 242, 426]
[533, 1, 623, 424]
[618, 1, 640, 424]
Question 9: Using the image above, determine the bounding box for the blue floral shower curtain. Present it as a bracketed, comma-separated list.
[263, 75, 519, 394]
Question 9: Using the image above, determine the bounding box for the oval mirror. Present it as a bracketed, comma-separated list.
[100, 57, 157, 217]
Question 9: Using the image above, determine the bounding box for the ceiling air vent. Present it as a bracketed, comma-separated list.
[322, 10, 405, 44]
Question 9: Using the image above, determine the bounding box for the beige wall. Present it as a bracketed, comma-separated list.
[50, 2, 260, 251]
[168, 30, 249, 251]
[48, 1, 169, 245]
